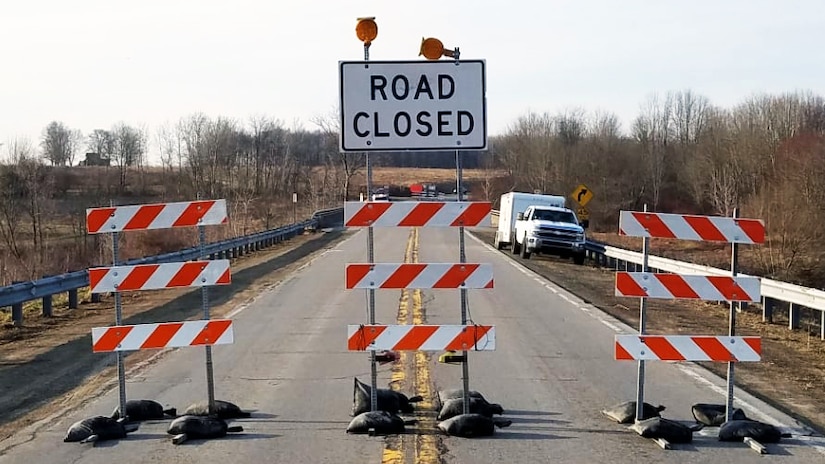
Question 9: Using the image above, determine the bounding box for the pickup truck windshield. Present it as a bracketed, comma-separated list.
[532, 210, 577, 223]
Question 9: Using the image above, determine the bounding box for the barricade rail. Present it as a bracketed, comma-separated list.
[0, 207, 344, 322]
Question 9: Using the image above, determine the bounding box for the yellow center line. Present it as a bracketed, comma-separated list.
[382, 229, 416, 464]
[412, 228, 440, 464]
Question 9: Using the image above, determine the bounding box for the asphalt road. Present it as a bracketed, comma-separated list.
[1, 227, 824, 463]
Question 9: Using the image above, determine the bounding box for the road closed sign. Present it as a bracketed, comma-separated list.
[339, 60, 486, 152]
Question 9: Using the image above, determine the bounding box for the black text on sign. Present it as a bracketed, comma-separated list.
[339, 60, 486, 151]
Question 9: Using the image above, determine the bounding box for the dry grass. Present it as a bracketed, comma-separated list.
[353, 167, 506, 187]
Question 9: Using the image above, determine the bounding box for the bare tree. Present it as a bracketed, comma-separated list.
[312, 109, 363, 200]
[42, 121, 80, 166]
[0, 139, 34, 277]
[632, 93, 673, 210]
[111, 122, 146, 190]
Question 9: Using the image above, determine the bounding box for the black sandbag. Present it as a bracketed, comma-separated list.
[602, 401, 665, 424]
[346, 411, 406, 435]
[437, 397, 504, 421]
[352, 378, 423, 416]
[167, 415, 243, 444]
[691, 403, 747, 426]
[111, 399, 177, 421]
[437, 413, 512, 438]
[718, 419, 783, 443]
[629, 417, 701, 444]
[182, 400, 251, 419]
[437, 389, 486, 402]
[435, 389, 487, 411]
[64, 416, 138, 443]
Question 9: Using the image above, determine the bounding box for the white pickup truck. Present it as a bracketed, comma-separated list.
[512, 205, 586, 264]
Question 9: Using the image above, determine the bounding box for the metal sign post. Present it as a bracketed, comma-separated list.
[456, 148, 471, 415]
[362, 37, 379, 414]
[199, 220, 216, 414]
[726, 207, 740, 421]
[111, 227, 128, 421]
[635, 204, 650, 424]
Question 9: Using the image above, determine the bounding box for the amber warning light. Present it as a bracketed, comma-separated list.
[419, 37, 457, 60]
[356, 17, 378, 45]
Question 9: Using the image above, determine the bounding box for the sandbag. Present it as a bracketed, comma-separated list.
[601, 401, 665, 424]
[437, 413, 512, 438]
[346, 411, 406, 435]
[111, 399, 176, 421]
[182, 400, 251, 419]
[435, 389, 487, 411]
[691, 403, 747, 426]
[352, 378, 422, 416]
[718, 419, 783, 443]
[64, 416, 138, 443]
[437, 397, 504, 421]
[629, 417, 701, 444]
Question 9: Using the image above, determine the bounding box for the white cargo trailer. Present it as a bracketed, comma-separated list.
[494, 192, 566, 249]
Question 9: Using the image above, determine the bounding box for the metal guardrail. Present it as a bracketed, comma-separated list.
[490, 209, 825, 339]
[0, 207, 344, 322]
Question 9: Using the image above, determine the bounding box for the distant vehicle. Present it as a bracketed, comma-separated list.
[494, 191, 586, 265]
[371, 186, 389, 201]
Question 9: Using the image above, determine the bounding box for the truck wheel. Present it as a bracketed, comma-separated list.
[573, 253, 585, 265]
[494, 237, 503, 250]
[520, 236, 531, 259]
[511, 231, 521, 255]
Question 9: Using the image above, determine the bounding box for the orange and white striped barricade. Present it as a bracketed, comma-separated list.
[86, 198, 230, 417]
[614, 335, 761, 362]
[86, 199, 228, 234]
[92, 320, 234, 352]
[345, 263, 494, 289]
[615, 272, 760, 302]
[344, 201, 492, 227]
[615, 208, 766, 431]
[348, 325, 495, 351]
[89, 260, 231, 293]
[618, 211, 765, 244]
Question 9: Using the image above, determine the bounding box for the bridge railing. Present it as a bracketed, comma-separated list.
[0, 207, 344, 326]
[488, 209, 825, 339]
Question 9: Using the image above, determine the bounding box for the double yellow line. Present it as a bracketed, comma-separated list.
[382, 228, 439, 464]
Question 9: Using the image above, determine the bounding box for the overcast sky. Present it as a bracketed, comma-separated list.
[2, 0, 824, 163]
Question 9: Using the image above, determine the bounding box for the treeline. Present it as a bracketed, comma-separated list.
[487, 90, 825, 284]
[2, 90, 824, 287]
[0, 112, 488, 284]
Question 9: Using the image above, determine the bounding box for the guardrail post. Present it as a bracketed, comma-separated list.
[68, 289, 78, 309]
[11, 301, 23, 326]
[789, 303, 800, 330]
[762, 296, 774, 323]
[42, 295, 52, 317]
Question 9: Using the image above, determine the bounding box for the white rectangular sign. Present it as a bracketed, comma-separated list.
[339, 60, 486, 152]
